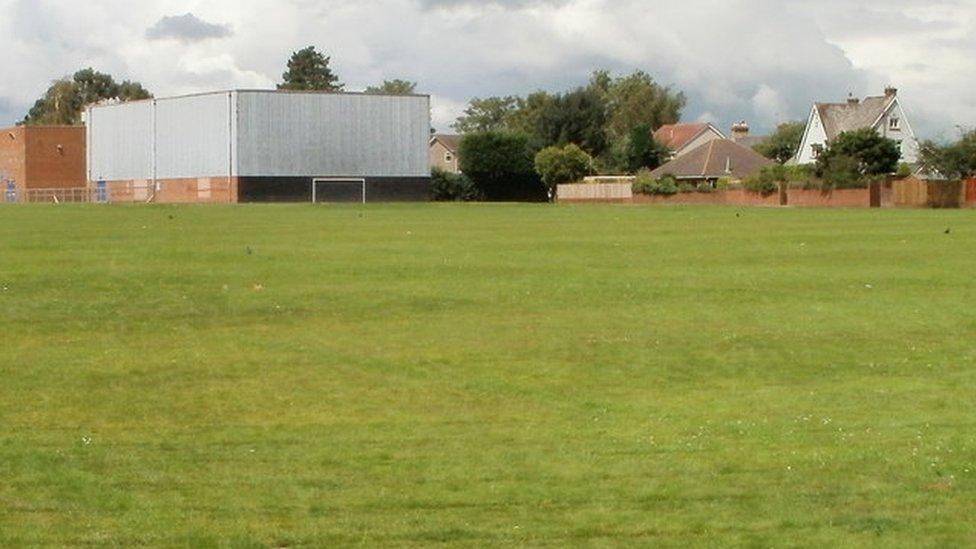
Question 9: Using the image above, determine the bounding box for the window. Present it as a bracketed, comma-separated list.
[445, 152, 454, 163]
[811, 144, 823, 159]
[889, 117, 900, 131]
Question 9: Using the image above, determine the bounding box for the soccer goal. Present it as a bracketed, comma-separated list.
[311, 178, 367, 204]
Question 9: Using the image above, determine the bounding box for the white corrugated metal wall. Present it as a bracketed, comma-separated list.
[235, 91, 430, 178]
[88, 91, 430, 182]
[87, 101, 154, 182]
[154, 93, 234, 179]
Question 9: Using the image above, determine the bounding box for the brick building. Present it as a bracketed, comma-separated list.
[0, 126, 86, 200]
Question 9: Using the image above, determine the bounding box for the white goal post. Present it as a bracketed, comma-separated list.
[311, 178, 367, 204]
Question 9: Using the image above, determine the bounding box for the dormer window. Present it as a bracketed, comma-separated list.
[889, 117, 900, 131]
[811, 144, 824, 159]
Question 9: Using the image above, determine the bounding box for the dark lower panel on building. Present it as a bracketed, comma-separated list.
[237, 176, 431, 203]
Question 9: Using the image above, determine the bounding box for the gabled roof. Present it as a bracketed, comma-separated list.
[815, 96, 894, 140]
[430, 134, 461, 153]
[649, 139, 775, 180]
[653, 123, 725, 152]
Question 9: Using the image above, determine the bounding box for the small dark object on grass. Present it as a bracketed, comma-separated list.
[945, 228, 951, 234]
[168, 215, 174, 220]
[246, 246, 253, 256]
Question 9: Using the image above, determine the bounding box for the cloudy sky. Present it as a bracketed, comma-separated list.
[0, 0, 973, 139]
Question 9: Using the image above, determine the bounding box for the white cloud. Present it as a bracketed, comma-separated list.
[0, 0, 972, 138]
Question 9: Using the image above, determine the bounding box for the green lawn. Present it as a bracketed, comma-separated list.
[1, 203, 975, 547]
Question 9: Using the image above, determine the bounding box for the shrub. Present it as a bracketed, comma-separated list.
[715, 177, 733, 190]
[744, 164, 785, 195]
[816, 128, 901, 177]
[430, 167, 481, 201]
[678, 182, 696, 193]
[534, 144, 594, 198]
[654, 174, 679, 195]
[744, 178, 779, 195]
[821, 154, 868, 189]
[631, 169, 656, 195]
[631, 171, 679, 195]
[696, 182, 716, 193]
[896, 163, 913, 178]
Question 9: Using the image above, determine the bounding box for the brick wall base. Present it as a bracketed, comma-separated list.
[91, 178, 238, 204]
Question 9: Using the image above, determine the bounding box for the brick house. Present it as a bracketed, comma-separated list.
[429, 134, 461, 174]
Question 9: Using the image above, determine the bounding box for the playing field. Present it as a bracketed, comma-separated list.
[1, 204, 974, 546]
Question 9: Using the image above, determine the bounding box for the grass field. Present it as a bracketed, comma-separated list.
[1, 203, 975, 546]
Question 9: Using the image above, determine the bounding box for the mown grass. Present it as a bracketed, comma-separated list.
[1, 203, 975, 547]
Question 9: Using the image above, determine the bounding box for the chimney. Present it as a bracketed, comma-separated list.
[885, 86, 898, 98]
[731, 120, 750, 142]
[847, 93, 860, 106]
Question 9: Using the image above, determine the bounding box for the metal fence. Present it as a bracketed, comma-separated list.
[1, 184, 114, 204]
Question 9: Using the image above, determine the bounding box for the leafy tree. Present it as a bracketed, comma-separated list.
[754, 121, 805, 164]
[21, 68, 153, 126]
[816, 128, 901, 178]
[604, 70, 685, 140]
[73, 69, 119, 107]
[531, 85, 609, 157]
[458, 131, 546, 201]
[534, 144, 594, 198]
[365, 79, 417, 95]
[622, 124, 670, 172]
[118, 81, 153, 102]
[506, 91, 557, 148]
[278, 46, 343, 91]
[919, 129, 976, 180]
[452, 96, 519, 134]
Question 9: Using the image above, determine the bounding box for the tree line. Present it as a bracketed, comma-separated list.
[445, 70, 685, 201]
[20, 46, 415, 126]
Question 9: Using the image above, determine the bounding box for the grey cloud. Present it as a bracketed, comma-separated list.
[146, 13, 233, 43]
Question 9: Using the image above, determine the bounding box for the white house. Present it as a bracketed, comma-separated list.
[794, 87, 919, 165]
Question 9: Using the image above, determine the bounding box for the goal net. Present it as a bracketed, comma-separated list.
[312, 178, 366, 204]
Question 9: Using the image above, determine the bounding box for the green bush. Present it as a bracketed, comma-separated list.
[631, 169, 656, 195]
[678, 182, 696, 193]
[744, 165, 785, 195]
[821, 154, 868, 189]
[631, 171, 679, 196]
[715, 177, 733, 190]
[696, 182, 716, 193]
[430, 167, 481, 202]
[744, 178, 779, 195]
[896, 163, 913, 178]
[816, 128, 901, 177]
